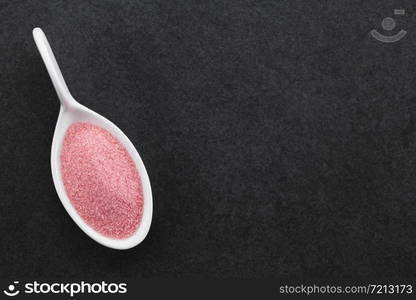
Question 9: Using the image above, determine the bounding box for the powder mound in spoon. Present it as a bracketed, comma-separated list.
[60, 122, 143, 239]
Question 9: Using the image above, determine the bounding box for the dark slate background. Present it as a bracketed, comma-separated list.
[1, 0, 416, 280]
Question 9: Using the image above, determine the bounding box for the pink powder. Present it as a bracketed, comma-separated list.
[60, 122, 143, 239]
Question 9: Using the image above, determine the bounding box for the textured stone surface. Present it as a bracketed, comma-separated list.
[1, 0, 416, 279]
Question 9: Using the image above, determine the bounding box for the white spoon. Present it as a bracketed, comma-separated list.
[32, 27, 152, 250]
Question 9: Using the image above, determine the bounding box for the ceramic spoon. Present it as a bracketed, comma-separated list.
[32, 27, 152, 250]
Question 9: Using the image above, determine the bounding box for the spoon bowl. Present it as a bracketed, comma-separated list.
[33, 27, 152, 250]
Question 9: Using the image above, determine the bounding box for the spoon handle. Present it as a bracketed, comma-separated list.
[32, 28, 77, 108]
